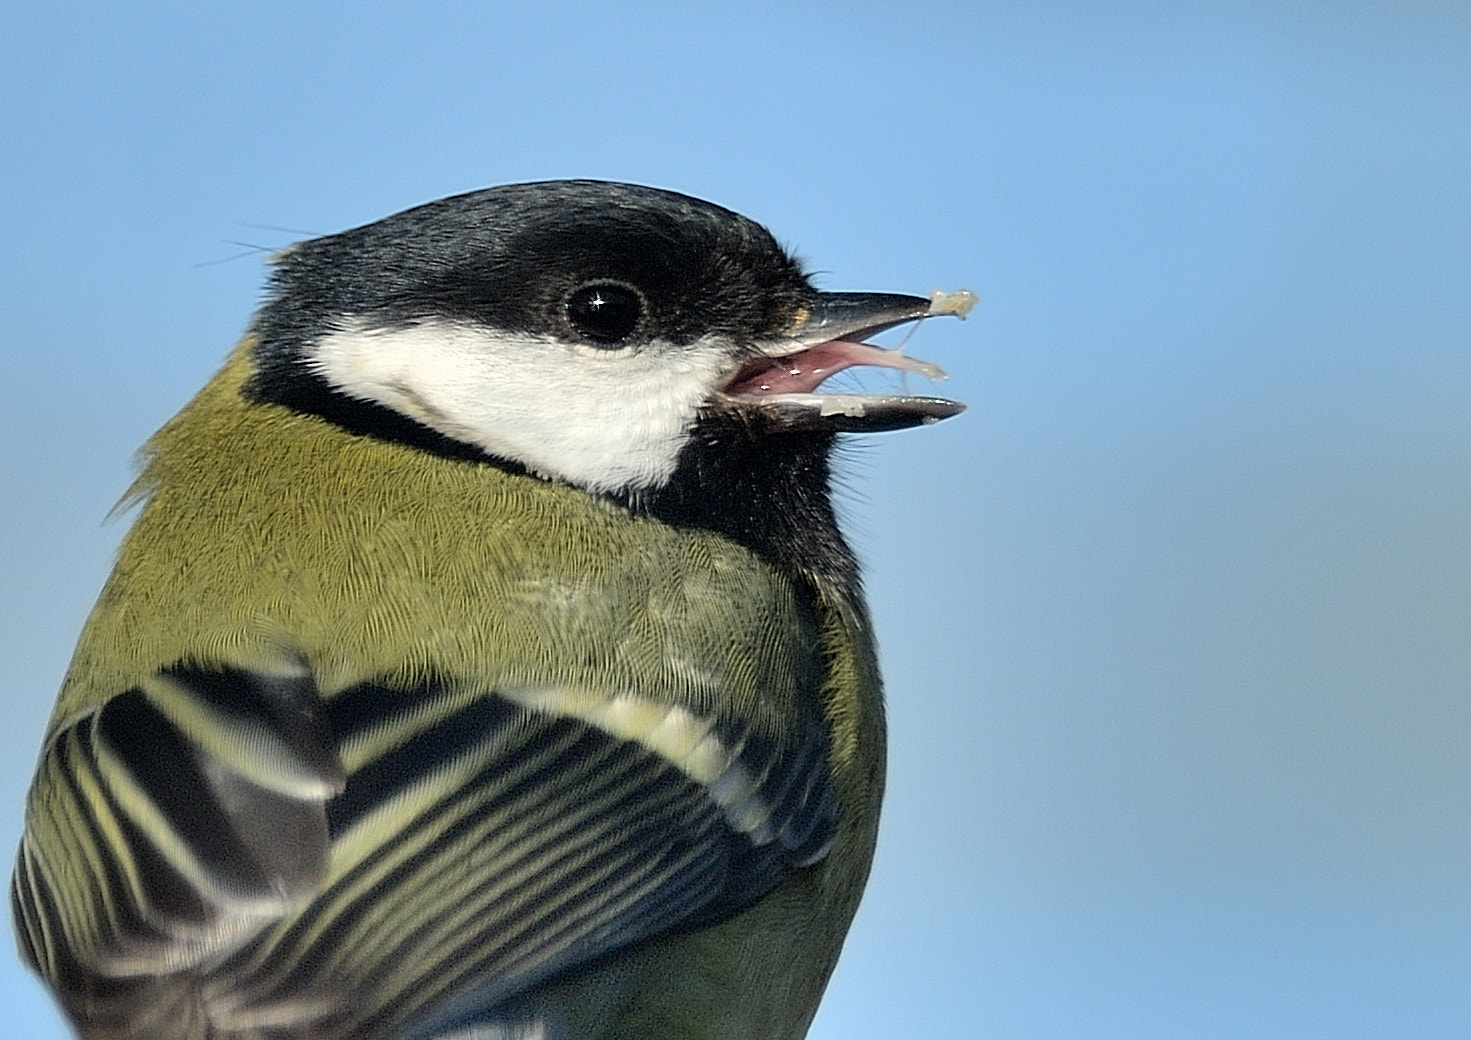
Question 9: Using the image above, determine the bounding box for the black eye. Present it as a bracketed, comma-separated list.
[566, 282, 643, 346]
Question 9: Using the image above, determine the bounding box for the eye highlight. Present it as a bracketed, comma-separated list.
[567, 282, 643, 346]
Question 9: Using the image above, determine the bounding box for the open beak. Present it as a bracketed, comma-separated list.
[715, 290, 972, 433]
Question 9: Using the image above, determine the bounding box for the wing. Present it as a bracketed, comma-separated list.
[13, 658, 838, 1040]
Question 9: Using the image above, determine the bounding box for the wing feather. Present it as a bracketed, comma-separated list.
[15, 662, 837, 1040]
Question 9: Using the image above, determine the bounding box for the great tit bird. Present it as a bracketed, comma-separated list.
[13, 180, 970, 1040]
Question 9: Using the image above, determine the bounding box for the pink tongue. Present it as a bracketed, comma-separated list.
[727, 340, 938, 396]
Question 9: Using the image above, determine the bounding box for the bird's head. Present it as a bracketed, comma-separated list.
[249, 180, 968, 497]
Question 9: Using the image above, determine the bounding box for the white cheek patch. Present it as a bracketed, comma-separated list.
[307, 320, 732, 494]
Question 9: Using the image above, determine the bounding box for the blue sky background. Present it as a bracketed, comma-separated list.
[3, 3, 1469, 1037]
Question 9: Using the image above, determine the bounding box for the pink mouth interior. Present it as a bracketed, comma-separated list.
[725, 340, 942, 397]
